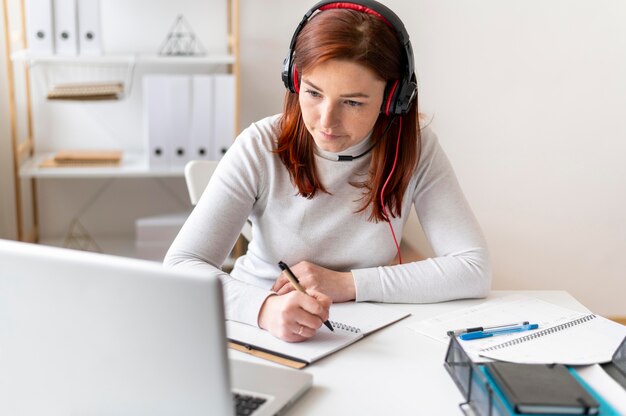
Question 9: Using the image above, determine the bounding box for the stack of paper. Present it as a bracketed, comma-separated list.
[39, 150, 123, 168]
[47, 82, 124, 100]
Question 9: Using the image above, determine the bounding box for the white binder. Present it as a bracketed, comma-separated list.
[143, 75, 192, 169]
[167, 76, 192, 169]
[54, 0, 79, 55]
[77, 0, 102, 56]
[189, 75, 214, 161]
[212, 74, 236, 160]
[143, 75, 171, 169]
[25, 0, 55, 55]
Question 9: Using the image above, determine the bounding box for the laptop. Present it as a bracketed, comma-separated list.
[0, 239, 311, 416]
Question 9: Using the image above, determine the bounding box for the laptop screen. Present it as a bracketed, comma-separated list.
[0, 239, 234, 416]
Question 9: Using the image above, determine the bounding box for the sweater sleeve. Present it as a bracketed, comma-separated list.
[163, 122, 273, 326]
[351, 128, 492, 303]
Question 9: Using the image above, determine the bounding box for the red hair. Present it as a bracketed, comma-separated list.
[276, 9, 420, 222]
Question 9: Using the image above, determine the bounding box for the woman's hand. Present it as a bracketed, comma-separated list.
[271, 261, 356, 303]
[258, 290, 332, 342]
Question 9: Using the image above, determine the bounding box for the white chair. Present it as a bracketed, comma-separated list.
[184, 160, 252, 242]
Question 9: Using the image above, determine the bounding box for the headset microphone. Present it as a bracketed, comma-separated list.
[337, 116, 397, 161]
[337, 145, 375, 162]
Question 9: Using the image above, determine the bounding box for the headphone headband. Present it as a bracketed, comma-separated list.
[281, 0, 417, 115]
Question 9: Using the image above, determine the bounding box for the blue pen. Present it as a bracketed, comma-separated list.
[460, 323, 539, 341]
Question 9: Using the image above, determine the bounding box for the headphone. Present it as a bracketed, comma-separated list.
[281, 0, 417, 116]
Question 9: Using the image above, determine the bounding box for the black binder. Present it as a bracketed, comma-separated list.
[485, 362, 599, 415]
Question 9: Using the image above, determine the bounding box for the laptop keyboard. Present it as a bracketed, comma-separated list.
[233, 392, 267, 416]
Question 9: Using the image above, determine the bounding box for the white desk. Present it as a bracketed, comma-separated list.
[229, 290, 593, 415]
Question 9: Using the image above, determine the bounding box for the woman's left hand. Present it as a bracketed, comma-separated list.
[271, 261, 356, 303]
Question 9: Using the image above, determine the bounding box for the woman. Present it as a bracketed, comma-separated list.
[165, 1, 491, 342]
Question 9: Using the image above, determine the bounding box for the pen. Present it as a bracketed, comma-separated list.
[459, 323, 539, 341]
[446, 321, 530, 337]
[277, 261, 334, 332]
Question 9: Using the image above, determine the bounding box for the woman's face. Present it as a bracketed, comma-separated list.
[299, 59, 386, 153]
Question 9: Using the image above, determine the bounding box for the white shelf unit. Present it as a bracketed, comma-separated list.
[3, 0, 241, 253]
[10, 50, 237, 105]
[11, 50, 236, 66]
[19, 152, 185, 179]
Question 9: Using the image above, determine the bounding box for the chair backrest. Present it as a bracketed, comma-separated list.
[184, 160, 252, 241]
[184, 160, 219, 205]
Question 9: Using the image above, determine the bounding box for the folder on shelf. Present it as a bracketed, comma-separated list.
[212, 74, 236, 160]
[144, 75, 171, 168]
[25, 0, 55, 55]
[189, 75, 213, 161]
[167, 76, 192, 169]
[77, 0, 102, 56]
[54, 0, 79, 56]
[39, 150, 123, 168]
[143, 75, 193, 169]
[47, 82, 124, 100]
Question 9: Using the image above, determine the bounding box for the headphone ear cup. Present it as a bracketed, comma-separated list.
[381, 78, 417, 116]
[281, 55, 300, 93]
[281, 57, 291, 91]
[282, 56, 298, 93]
[394, 79, 417, 115]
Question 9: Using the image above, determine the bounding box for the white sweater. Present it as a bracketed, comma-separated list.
[164, 114, 491, 326]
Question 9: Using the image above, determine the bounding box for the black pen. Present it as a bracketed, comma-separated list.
[278, 261, 334, 332]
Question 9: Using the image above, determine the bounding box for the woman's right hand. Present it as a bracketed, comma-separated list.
[258, 290, 332, 342]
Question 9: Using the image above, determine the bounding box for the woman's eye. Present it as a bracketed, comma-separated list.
[305, 90, 321, 98]
[345, 100, 362, 107]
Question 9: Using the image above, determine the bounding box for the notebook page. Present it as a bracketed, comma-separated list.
[226, 320, 362, 364]
[329, 302, 411, 335]
[226, 302, 410, 364]
[480, 315, 626, 365]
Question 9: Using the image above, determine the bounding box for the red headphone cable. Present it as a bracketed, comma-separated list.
[380, 117, 403, 264]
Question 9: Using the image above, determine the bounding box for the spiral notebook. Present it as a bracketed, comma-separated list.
[479, 313, 626, 365]
[409, 295, 626, 365]
[226, 302, 410, 369]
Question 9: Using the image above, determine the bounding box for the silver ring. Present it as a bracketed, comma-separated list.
[297, 325, 304, 336]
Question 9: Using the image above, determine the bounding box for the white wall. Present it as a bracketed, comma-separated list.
[408, 1, 626, 317]
[1, 1, 624, 315]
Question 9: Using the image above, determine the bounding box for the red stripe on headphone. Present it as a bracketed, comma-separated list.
[384, 80, 399, 115]
[319, 3, 393, 28]
[293, 66, 300, 93]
